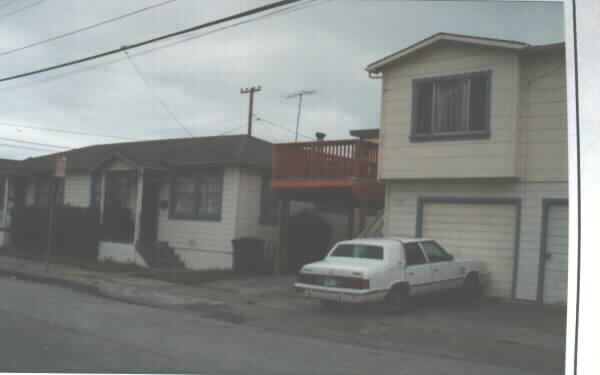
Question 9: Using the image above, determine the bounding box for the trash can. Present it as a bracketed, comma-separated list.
[232, 237, 265, 274]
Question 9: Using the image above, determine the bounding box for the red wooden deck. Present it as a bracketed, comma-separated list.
[272, 139, 383, 200]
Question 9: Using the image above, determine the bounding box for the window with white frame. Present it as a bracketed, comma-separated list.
[170, 168, 223, 220]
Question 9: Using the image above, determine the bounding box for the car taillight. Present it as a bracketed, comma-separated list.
[344, 278, 370, 289]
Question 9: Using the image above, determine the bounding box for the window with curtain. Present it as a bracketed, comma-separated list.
[170, 168, 223, 220]
[411, 71, 491, 141]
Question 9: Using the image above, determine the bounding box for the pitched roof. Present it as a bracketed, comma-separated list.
[366, 32, 564, 73]
[0, 158, 25, 176]
[19, 134, 273, 173]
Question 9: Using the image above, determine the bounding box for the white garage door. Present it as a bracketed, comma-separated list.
[542, 204, 569, 304]
[422, 203, 516, 298]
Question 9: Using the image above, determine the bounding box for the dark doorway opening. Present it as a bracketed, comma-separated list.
[286, 212, 332, 273]
[139, 172, 160, 246]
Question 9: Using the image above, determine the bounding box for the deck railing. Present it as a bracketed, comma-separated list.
[272, 139, 378, 181]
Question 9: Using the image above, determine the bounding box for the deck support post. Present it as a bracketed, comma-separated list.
[359, 199, 368, 236]
[277, 198, 290, 274]
[347, 200, 355, 239]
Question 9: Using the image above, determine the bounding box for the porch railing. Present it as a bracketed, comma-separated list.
[272, 139, 378, 181]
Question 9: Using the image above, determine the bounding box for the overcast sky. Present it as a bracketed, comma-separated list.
[0, 0, 563, 160]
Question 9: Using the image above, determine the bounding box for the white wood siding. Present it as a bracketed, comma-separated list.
[518, 50, 567, 182]
[156, 167, 238, 270]
[25, 181, 35, 206]
[64, 174, 91, 207]
[234, 167, 278, 245]
[378, 41, 520, 179]
[542, 204, 568, 304]
[384, 180, 567, 301]
[422, 203, 516, 297]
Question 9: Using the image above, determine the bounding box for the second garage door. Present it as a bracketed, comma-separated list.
[542, 204, 569, 304]
[421, 202, 517, 298]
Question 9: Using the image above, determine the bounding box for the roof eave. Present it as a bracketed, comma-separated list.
[365, 33, 530, 73]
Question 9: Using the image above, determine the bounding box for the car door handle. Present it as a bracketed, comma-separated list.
[408, 272, 415, 276]
[433, 269, 439, 273]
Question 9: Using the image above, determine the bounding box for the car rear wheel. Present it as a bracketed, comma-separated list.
[462, 273, 482, 302]
[385, 284, 410, 311]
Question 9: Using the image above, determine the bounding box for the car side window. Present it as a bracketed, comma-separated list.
[404, 242, 427, 266]
[420, 241, 452, 263]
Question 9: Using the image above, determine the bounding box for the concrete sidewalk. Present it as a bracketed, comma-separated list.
[0, 255, 229, 308]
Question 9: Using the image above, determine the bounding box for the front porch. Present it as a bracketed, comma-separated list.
[94, 162, 181, 269]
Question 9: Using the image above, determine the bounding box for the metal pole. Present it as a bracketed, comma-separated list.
[285, 89, 315, 142]
[248, 89, 254, 136]
[241, 86, 262, 137]
[44, 178, 56, 272]
[294, 94, 303, 142]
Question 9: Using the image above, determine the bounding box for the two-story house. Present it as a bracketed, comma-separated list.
[366, 33, 568, 304]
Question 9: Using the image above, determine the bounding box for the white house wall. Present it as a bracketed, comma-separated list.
[378, 41, 520, 180]
[234, 167, 278, 246]
[383, 180, 567, 301]
[518, 49, 567, 182]
[156, 167, 238, 270]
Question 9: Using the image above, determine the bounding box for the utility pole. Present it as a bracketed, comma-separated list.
[286, 89, 316, 142]
[240, 86, 262, 136]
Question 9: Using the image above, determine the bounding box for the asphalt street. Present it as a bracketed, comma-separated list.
[0, 275, 540, 374]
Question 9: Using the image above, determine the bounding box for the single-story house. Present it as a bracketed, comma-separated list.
[15, 134, 280, 270]
[366, 33, 568, 304]
[0, 158, 24, 247]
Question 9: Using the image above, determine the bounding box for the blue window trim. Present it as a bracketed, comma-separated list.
[410, 70, 492, 142]
[169, 167, 224, 221]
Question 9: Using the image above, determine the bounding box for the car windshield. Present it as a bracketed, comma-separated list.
[329, 244, 384, 260]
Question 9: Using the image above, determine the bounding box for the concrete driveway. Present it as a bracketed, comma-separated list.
[198, 275, 566, 375]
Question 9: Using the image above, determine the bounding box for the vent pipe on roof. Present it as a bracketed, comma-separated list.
[316, 132, 326, 141]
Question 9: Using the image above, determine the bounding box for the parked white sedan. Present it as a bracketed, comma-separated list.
[295, 237, 489, 307]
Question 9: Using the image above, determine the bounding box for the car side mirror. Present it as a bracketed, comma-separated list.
[448, 254, 454, 261]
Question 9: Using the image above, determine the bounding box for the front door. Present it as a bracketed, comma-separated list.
[139, 172, 160, 246]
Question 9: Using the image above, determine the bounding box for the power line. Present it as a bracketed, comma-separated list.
[217, 125, 245, 136]
[123, 50, 193, 136]
[0, 0, 45, 22]
[0, 142, 58, 153]
[0, 136, 71, 149]
[1, 0, 326, 91]
[0, 121, 138, 140]
[254, 114, 314, 140]
[0, 0, 18, 11]
[0, 0, 178, 58]
[0, 0, 303, 83]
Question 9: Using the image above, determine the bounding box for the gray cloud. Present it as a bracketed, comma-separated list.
[0, 0, 563, 159]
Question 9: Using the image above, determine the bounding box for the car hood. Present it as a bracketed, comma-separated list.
[300, 259, 380, 278]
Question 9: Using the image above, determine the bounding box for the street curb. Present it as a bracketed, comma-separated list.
[0, 268, 105, 299]
[0, 267, 225, 310]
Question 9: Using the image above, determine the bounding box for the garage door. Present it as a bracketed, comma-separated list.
[422, 203, 516, 298]
[542, 204, 569, 304]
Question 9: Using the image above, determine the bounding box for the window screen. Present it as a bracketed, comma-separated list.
[170, 169, 223, 220]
